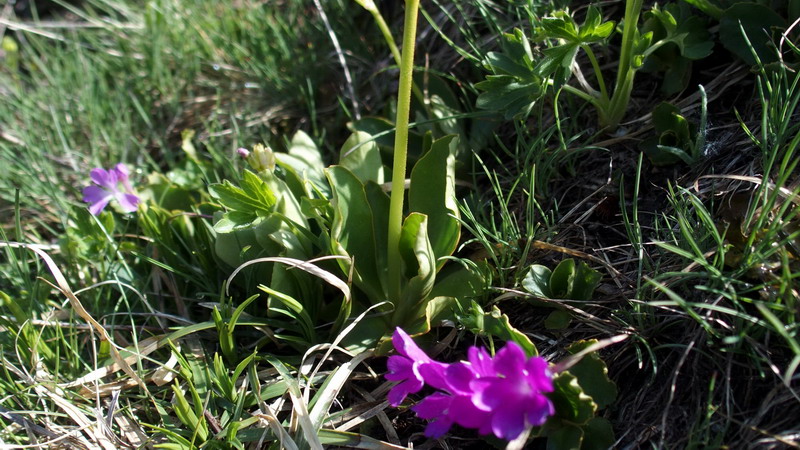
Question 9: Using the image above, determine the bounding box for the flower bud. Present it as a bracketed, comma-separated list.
[248, 144, 276, 172]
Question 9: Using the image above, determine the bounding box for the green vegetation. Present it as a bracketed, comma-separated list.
[1, 0, 798, 448]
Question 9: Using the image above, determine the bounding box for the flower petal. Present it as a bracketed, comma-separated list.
[524, 394, 554, 427]
[449, 394, 490, 429]
[491, 402, 526, 440]
[424, 418, 453, 439]
[493, 341, 526, 377]
[82, 186, 113, 216]
[387, 378, 423, 407]
[385, 355, 413, 381]
[417, 361, 450, 392]
[392, 328, 431, 362]
[444, 362, 476, 394]
[116, 193, 140, 213]
[525, 357, 554, 392]
[411, 393, 452, 419]
[90, 168, 117, 189]
[467, 346, 494, 376]
[114, 164, 134, 192]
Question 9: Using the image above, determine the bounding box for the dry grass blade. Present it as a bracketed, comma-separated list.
[226, 255, 351, 301]
[33, 384, 116, 450]
[62, 335, 164, 389]
[551, 334, 629, 373]
[9, 244, 149, 393]
[308, 350, 374, 430]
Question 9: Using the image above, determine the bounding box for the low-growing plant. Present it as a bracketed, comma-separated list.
[476, 1, 714, 128]
[639, 86, 708, 165]
[384, 327, 623, 449]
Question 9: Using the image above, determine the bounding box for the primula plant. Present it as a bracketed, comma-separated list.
[387, 328, 554, 440]
[82, 163, 140, 215]
[208, 0, 482, 351]
[386, 328, 619, 448]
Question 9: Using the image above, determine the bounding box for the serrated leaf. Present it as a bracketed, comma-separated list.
[566, 340, 618, 409]
[535, 44, 580, 78]
[429, 263, 485, 299]
[540, 13, 580, 41]
[459, 303, 538, 356]
[475, 79, 542, 119]
[486, 51, 534, 79]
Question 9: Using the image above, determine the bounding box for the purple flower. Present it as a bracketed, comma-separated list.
[471, 342, 555, 440]
[82, 164, 140, 215]
[385, 328, 555, 442]
[385, 328, 448, 406]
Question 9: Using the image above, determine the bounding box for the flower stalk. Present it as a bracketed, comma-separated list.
[387, 0, 420, 304]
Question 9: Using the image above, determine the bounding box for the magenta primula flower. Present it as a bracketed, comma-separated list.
[385, 328, 555, 442]
[82, 164, 140, 215]
[385, 327, 448, 406]
[470, 342, 555, 440]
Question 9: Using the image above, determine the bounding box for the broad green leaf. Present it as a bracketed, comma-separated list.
[545, 310, 572, 330]
[475, 75, 542, 118]
[550, 371, 597, 425]
[277, 130, 327, 193]
[365, 181, 390, 285]
[326, 166, 385, 301]
[214, 218, 267, 269]
[566, 340, 618, 409]
[409, 135, 460, 268]
[571, 261, 603, 301]
[339, 131, 384, 184]
[429, 262, 485, 299]
[581, 417, 615, 450]
[399, 213, 436, 311]
[288, 130, 324, 173]
[547, 424, 584, 450]
[719, 3, 785, 65]
[261, 171, 307, 228]
[549, 258, 576, 299]
[351, 116, 426, 162]
[522, 264, 553, 298]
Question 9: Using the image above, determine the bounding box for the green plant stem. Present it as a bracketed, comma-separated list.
[369, 8, 402, 65]
[604, 0, 644, 128]
[387, 0, 420, 306]
[581, 44, 608, 101]
[560, 83, 603, 108]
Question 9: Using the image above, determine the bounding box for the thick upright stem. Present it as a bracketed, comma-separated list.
[605, 0, 643, 128]
[387, 0, 420, 304]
